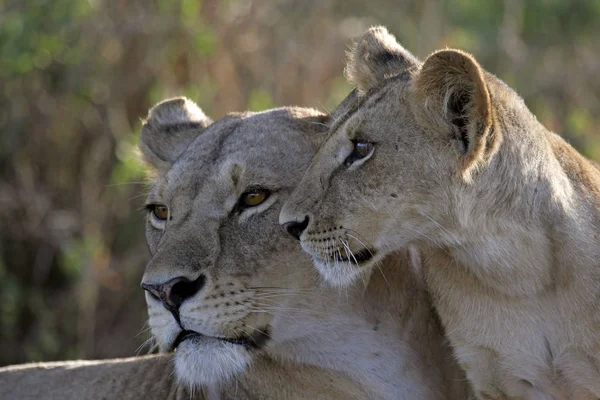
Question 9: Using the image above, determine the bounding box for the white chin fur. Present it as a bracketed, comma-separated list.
[174, 335, 252, 389]
[313, 258, 367, 287]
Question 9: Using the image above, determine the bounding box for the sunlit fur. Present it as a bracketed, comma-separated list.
[281, 26, 600, 399]
[138, 98, 472, 398]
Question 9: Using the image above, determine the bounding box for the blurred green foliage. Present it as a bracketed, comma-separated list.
[0, 0, 598, 366]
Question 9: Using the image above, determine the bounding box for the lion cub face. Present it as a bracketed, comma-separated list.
[139, 98, 329, 388]
[281, 27, 501, 286]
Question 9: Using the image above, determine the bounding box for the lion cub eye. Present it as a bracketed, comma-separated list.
[344, 140, 375, 167]
[150, 204, 169, 220]
[240, 189, 270, 208]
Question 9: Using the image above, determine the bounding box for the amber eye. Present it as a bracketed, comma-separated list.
[240, 189, 270, 208]
[344, 140, 375, 167]
[242, 191, 267, 207]
[152, 205, 169, 220]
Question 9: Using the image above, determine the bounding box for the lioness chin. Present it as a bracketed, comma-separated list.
[138, 97, 471, 399]
[280, 26, 600, 399]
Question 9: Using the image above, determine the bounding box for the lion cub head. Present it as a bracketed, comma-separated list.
[280, 26, 542, 285]
[138, 98, 329, 388]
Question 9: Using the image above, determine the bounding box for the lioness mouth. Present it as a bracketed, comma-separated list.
[330, 248, 375, 264]
[172, 327, 271, 351]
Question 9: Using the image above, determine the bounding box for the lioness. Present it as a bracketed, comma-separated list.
[280, 27, 600, 399]
[0, 354, 367, 399]
[137, 97, 471, 398]
[0, 98, 470, 399]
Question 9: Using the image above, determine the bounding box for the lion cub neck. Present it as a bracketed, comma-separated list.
[421, 98, 600, 398]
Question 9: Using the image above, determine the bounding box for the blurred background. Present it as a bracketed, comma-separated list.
[1, 0, 599, 366]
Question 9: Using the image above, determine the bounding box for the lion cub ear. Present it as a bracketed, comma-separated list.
[139, 97, 212, 175]
[345, 26, 420, 94]
[413, 50, 499, 182]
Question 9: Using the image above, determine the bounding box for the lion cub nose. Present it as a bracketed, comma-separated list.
[281, 216, 310, 240]
[142, 275, 206, 312]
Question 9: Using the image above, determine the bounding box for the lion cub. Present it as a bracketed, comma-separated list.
[280, 26, 600, 399]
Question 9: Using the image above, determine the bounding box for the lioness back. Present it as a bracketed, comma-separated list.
[0, 355, 369, 399]
[281, 26, 600, 399]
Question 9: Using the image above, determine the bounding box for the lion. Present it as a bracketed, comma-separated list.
[280, 26, 600, 399]
[135, 97, 472, 398]
[0, 354, 368, 399]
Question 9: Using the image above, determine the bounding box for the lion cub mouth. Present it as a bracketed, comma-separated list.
[172, 328, 271, 351]
[325, 247, 376, 265]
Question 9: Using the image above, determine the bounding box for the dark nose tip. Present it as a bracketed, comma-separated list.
[141, 275, 206, 312]
[282, 216, 309, 240]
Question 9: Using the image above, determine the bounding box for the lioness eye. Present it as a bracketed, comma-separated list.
[151, 205, 169, 220]
[344, 140, 375, 167]
[240, 189, 270, 208]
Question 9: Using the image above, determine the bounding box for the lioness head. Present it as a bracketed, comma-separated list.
[138, 98, 330, 388]
[280, 26, 523, 285]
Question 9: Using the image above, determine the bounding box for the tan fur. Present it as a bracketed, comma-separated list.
[0, 355, 368, 399]
[281, 26, 600, 399]
[136, 99, 472, 399]
[414, 49, 497, 182]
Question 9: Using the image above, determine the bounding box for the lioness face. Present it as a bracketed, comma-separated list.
[280, 27, 500, 286]
[139, 99, 329, 388]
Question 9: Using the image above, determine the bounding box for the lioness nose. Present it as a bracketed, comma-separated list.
[282, 216, 309, 240]
[141, 275, 205, 312]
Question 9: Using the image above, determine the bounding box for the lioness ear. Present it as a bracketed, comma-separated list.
[345, 26, 420, 94]
[413, 49, 498, 182]
[139, 97, 212, 175]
